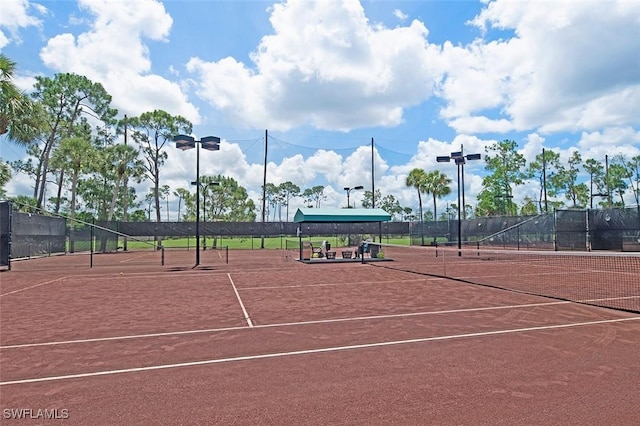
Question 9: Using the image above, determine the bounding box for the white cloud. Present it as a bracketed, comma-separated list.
[448, 115, 514, 135]
[38, 0, 200, 121]
[519, 133, 546, 164]
[438, 39, 515, 120]
[305, 150, 345, 186]
[183, 0, 640, 149]
[4, 0, 640, 218]
[441, 0, 640, 134]
[159, 139, 387, 219]
[0, 33, 9, 49]
[381, 134, 495, 215]
[393, 9, 408, 22]
[11, 72, 39, 93]
[186, 0, 442, 132]
[0, 0, 45, 48]
[577, 128, 640, 163]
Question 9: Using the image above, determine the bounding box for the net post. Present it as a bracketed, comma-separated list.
[553, 210, 558, 251]
[226, 245, 229, 264]
[90, 218, 94, 268]
[161, 245, 165, 266]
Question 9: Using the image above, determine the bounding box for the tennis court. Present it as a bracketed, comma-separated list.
[1, 247, 639, 424]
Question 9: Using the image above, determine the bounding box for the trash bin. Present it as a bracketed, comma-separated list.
[325, 242, 331, 251]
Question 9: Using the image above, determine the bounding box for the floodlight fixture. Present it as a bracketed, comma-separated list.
[344, 186, 364, 208]
[174, 134, 221, 266]
[174, 134, 196, 151]
[436, 148, 482, 256]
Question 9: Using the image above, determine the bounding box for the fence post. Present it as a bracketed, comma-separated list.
[90, 218, 94, 268]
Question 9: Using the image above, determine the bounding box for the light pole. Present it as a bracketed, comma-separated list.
[174, 134, 220, 266]
[343, 185, 364, 208]
[193, 181, 220, 250]
[437, 150, 481, 255]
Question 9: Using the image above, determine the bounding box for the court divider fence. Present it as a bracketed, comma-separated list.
[2, 200, 639, 270]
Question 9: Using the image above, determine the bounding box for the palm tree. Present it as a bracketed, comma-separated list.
[1, 54, 43, 206]
[0, 54, 40, 143]
[102, 143, 144, 222]
[0, 161, 11, 197]
[0, 53, 21, 137]
[405, 168, 428, 245]
[425, 170, 452, 221]
[51, 137, 97, 252]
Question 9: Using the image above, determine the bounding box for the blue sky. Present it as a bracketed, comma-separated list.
[2, 0, 640, 219]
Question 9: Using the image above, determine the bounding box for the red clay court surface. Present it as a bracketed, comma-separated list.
[1, 249, 639, 425]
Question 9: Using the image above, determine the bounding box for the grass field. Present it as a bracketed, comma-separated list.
[125, 235, 412, 250]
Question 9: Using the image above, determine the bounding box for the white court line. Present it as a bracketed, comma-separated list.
[1, 316, 638, 386]
[0, 277, 67, 297]
[228, 273, 253, 327]
[119, 252, 159, 264]
[0, 325, 249, 349]
[242, 278, 430, 290]
[0, 301, 574, 349]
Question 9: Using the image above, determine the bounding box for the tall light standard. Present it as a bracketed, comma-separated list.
[174, 134, 220, 266]
[344, 185, 364, 208]
[192, 181, 220, 250]
[437, 150, 481, 255]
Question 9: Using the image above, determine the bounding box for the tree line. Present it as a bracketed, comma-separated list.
[405, 139, 639, 222]
[2, 54, 639, 224]
[1, 55, 258, 224]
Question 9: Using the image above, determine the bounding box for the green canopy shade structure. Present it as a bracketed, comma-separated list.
[293, 208, 391, 223]
[292, 208, 392, 263]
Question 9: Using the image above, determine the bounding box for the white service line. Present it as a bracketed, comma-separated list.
[228, 273, 253, 327]
[0, 325, 250, 349]
[119, 252, 157, 263]
[1, 316, 638, 386]
[0, 277, 67, 297]
[0, 300, 576, 349]
[242, 278, 429, 290]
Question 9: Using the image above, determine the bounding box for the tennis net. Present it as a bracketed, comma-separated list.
[365, 243, 640, 314]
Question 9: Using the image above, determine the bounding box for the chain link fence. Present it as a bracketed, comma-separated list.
[3, 202, 639, 266]
[409, 207, 640, 251]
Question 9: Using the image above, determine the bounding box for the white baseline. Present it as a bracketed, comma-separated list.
[1, 317, 638, 386]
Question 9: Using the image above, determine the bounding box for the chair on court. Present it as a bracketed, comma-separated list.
[311, 243, 324, 258]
